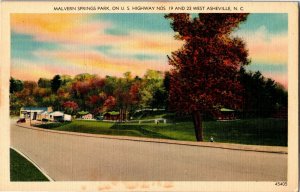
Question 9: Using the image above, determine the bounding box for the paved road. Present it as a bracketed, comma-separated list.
[10, 120, 287, 181]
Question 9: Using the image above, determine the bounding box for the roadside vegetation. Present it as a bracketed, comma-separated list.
[35, 118, 287, 146]
[34, 122, 71, 129]
[10, 148, 49, 181]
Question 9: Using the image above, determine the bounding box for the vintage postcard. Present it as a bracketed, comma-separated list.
[0, 1, 298, 192]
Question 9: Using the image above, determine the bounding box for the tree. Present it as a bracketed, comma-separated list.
[113, 72, 134, 121]
[150, 72, 170, 109]
[103, 76, 118, 96]
[10, 94, 24, 115]
[9, 80, 37, 114]
[103, 96, 116, 111]
[140, 70, 164, 109]
[42, 94, 60, 110]
[74, 73, 95, 82]
[165, 13, 250, 141]
[151, 87, 167, 109]
[70, 75, 105, 112]
[239, 67, 287, 117]
[23, 81, 38, 95]
[87, 94, 106, 115]
[38, 78, 51, 88]
[129, 82, 142, 108]
[71, 80, 90, 110]
[60, 75, 72, 86]
[62, 101, 79, 115]
[51, 75, 62, 93]
[10, 77, 24, 93]
[163, 72, 171, 110]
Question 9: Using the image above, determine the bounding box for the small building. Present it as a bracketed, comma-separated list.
[77, 111, 89, 119]
[49, 111, 64, 122]
[36, 111, 50, 121]
[20, 107, 53, 120]
[82, 113, 93, 120]
[103, 111, 128, 121]
[216, 108, 236, 120]
[103, 111, 121, 121]
[19, 106, 72, 122]
[63, 114, 72, 121]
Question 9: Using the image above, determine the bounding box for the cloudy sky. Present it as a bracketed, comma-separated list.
[11, 13, 288, 88]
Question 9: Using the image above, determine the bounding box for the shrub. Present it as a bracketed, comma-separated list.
[34, 122, 70, 129]
[42, 118, 49, 122]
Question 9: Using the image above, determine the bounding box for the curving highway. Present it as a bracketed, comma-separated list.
[10, 119, 287, 181]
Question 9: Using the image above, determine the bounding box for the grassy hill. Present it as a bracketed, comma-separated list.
[35, 118, 287, 146]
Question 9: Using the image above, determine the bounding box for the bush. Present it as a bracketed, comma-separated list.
[42, 118, 49, 122]
[34, 122, 70, 129]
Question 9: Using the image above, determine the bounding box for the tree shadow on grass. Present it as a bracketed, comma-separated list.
[110, 124, 173, 140]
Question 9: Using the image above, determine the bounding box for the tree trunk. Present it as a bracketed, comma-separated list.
[119, 109, 122, 122]
[192, 110, 203, 141]
[124, 106, 127, 122]
[121, 109, 123, 122]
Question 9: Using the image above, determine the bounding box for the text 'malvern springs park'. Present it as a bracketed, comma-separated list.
[10, 13, 288, 181]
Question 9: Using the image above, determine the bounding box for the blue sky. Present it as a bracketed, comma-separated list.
[11, 13, 288, 87]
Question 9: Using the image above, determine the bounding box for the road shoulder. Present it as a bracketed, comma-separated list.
[15, 123, 287, 154]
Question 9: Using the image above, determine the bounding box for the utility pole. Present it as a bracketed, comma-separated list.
[30, 107, 31, 126]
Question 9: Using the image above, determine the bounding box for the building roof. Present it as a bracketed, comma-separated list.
[104, 111, 120, 116]
[78, 111, 89, 115]
[220, 108, 235, 112]
[22, 107, 48, 111]
[49, 111, 64, 116]
[39, 111, 49, 115]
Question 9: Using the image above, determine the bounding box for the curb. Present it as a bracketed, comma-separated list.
[15, 123, 288, 154]
[10, 147, 54, 181]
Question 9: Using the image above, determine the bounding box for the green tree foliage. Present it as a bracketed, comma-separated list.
[10, 77, 24, 94]
[140, 70, 165, 109]
[103, 76, 118, 96]
[60, 75, 72, 86]
[51, 75, 62, 93]
[10, 80, 38, 115]
[10, 94, 23, 116]
[42, 94, 60, 110]
[151, 88, 167, 109]
[74, 73, 95, 82]
[37, 78, 51, 88]
[163, 72, 171, 109]
[239, 67, 287, 117]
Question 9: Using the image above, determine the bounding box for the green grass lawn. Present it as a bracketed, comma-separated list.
[36, 118, 287, 146]
[10, 149, 49, 181]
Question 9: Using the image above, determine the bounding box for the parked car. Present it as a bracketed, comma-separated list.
[17, 118, 26, 123]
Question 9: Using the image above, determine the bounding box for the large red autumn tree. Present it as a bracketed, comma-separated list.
[165, 13, 250, 141]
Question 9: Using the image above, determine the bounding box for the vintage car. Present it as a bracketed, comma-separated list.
[16, 118, 26, 123]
